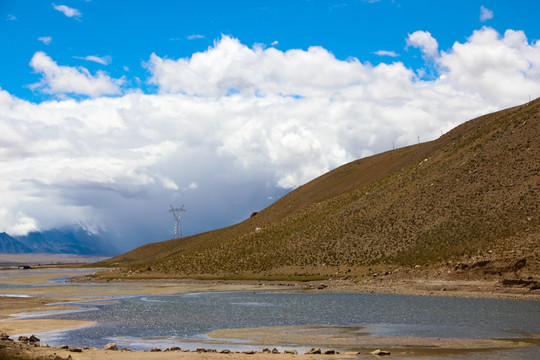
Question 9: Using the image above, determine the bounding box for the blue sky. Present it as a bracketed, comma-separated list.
[1, 0, 539, 251]
[3, 0, 538, 101]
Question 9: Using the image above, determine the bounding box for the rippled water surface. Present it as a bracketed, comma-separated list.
[33, 291, 539, 354]
[2, 268, 538, 358]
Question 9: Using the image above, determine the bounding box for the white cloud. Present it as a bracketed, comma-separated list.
[437, 27, 540, 105]
[147, 35, 371, 97]
[53, 3, 81, 19]
[38, 36, 52, 45]
[374, 50, 399, 57]
[187, 34, 205, 40]
[406, 30, 439, 59]
[74, 55, 112, 65]
[7, 14, 17, 21]
[271, 41, 279, 46]
[0, 208, 38, 236]
[29, 51, 122, 97]
[1, 28, 539, 247]
[480, 6, 493, 22]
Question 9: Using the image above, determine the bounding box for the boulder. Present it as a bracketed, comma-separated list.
[59, 344, 69, 349]
[170, 346, 181, 351]
[104, 342, 118, 351]
[220, 349, 231, 354]
[284, 349, 298, 354]
[371, 349, 391, 356]
[28, 335, 40, 343]
[272, 348, 280, 354]
[68, 348, 82, 352]
[0, 333, 10, 340]
[150, 347, 161, 352]
[324, 349, 337, 354]
[305, 348, 322, 354]
[262, 348, 271, 353]
[242, 350, 256, 354]
[501, 278, 534, 287]
[18, 336, 29, 342]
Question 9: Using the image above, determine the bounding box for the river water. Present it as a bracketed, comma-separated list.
[33, 291, 540, 358]
[2, 268, 539, 358]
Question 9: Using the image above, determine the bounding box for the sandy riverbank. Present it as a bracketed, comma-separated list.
[1, 339, 359, 360]
[313, 276, 540, 300]
[0, 296, 95, 336]
[1, 326, 539, 360]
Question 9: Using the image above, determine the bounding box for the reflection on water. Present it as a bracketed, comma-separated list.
[24, 291, 539, 356]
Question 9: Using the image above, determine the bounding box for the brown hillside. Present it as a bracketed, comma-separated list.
[101, 99, 540, 279]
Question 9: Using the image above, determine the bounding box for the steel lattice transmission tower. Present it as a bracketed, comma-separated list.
[169, 204, 186, 239]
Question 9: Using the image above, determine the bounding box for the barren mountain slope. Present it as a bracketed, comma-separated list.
[101, 99, 539, 278]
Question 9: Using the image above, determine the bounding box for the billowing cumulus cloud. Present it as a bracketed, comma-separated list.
[407, 30, 439, 59]
[1, 27, 539, 250]
[438, 28, 540, 105]
[30, 52, 122, 97]
[148, 37, 394, 100]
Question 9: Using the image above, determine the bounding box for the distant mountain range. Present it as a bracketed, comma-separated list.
[0, 233, 32, 253]
[102, 98, 539, 279]
[0, 226, 119, 256]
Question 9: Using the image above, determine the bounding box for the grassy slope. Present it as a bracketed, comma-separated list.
[101, 99, 540, 278]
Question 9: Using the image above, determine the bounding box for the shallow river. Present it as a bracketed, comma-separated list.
[2, 268, 539, 359]
[34, 291, 540, 357]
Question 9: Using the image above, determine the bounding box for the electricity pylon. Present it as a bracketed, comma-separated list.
[169, 204, 186, 239]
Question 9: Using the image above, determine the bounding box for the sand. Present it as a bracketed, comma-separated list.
[208, 325, 540, 354]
